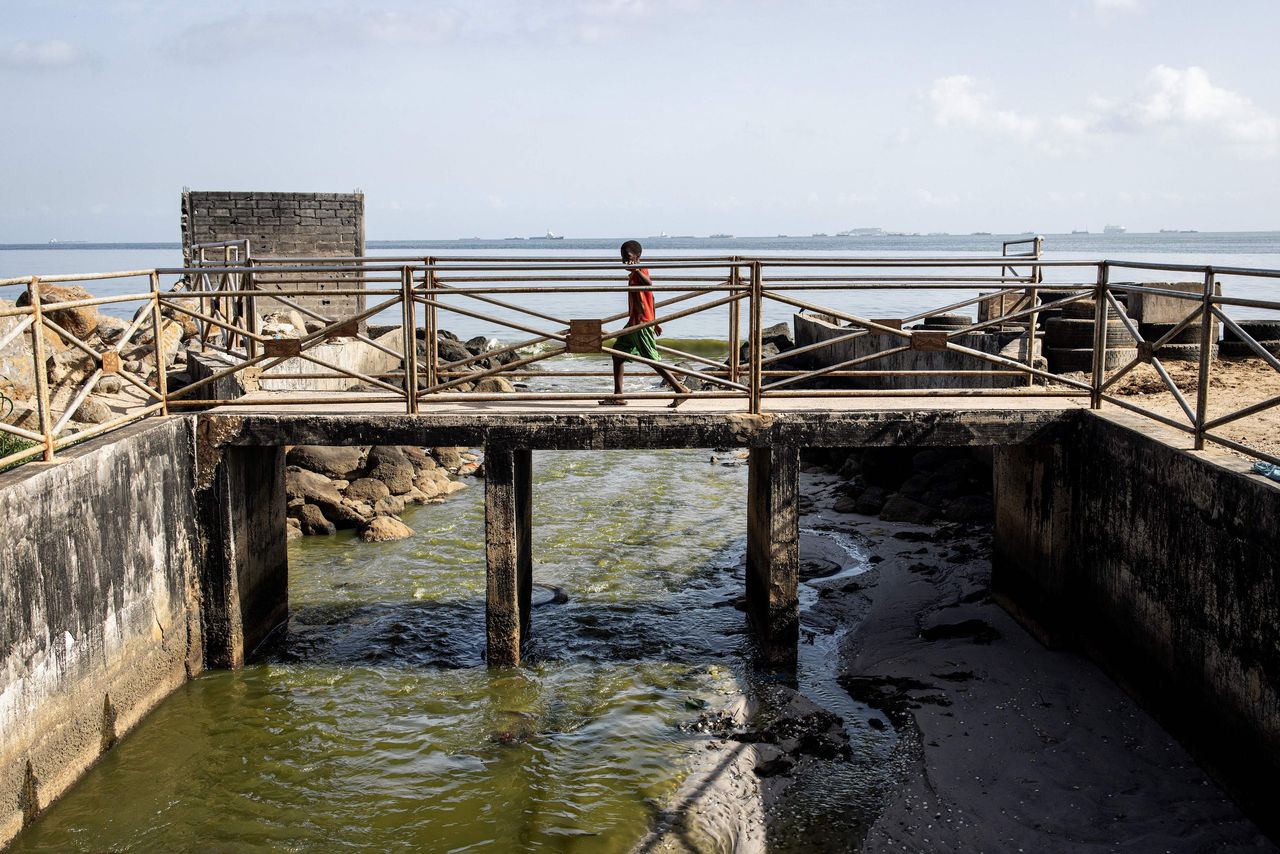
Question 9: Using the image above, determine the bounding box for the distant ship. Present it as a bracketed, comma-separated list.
[709, 233, 734, 239]
[1071, 229, 1089, 235]
[1103, 224, 1127, 234]
[811, 232, 830, 238]
[1160, 228, 1199, 234]
[657, 231, 671, 238]
[837, 228, 883, 237]
[504, 236, 525, 240]
[534, 229, 564, 240]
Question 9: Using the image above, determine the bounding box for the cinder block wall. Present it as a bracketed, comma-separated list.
[180, 191, 365, 319]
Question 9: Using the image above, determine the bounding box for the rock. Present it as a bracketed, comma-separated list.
[734, 684, 850, 761]
[97, 375, 123, 394]
[344, 477, 391, 504]
[18, 284, 99, 339]
[285, 467, 345, 507]
[287, 445, 368, 479]
[285, 518, 303, 541]
[832, 494, 859, 514]
[296, 503, 336, 536]
[401, 487, 430, 504]
[400, 446, 435, 470]
[465, 335, 492, 355]
[95, 315, 130, 345]
[373, 494, 406, 516]
[433, 446, 465, 470]
[137, 317, 184, 369]
[74, 396, 113, 424]
[759, 322, 794, 352]
[943, 494, 994, 523]
[260, 310, 307, 337]
[879, 494, 936, 524]
[327, 501, 373, 529]
[359, 516, 413, 542]
[414, 468, 452, 498]
[752, 744, 796, 778]
[437, 338, 473, 364]
[853, 485, 889, 515]
[472, 376, 514, 394]
[364, 446, 416, 494]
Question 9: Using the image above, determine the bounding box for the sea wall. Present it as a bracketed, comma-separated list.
[0, 419, 203, 847]
[993, 410, 1280, 828]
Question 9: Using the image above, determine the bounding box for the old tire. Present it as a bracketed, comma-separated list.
[1047, 347, 1139, 373]
[1140, 322, 1202, 345]
[1224, 320, 1280, 343]
[1060, 299, 1124, 321]
[922, 313, 973, 329]
[1149, 343, 1216, 362]
[1044, 317, 1135, 348]
[1220, 339, 1280, 358]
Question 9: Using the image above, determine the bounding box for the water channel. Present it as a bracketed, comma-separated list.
[13, 403, 906, 852]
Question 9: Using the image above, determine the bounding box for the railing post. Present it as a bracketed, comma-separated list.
[1090, 263, 1109, 409]
[28, 277, 55, 461]
[401, 265, 419, 414]
[150, 271, 169, 415]
[728, 260, 741, 387]
[243, 257, 258, 359]
[1194, 267, 1215, 450]
[749, 261, 763, 414]
[424, 258, 438, 392]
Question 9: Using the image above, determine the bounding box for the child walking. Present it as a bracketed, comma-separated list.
[602, 240, 690, 407]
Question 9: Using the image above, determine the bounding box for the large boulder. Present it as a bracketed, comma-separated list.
[359, 516, 414, 542]
[437, 337, 473, 364]
[287, 445, 368, 479]
[296, 503, 336, 536]
[879, 493, 936, 524]
[285, 467, 345, 508]
[74, 396, 113, 425]
[432, 446, 465, 470]
[344, 477, 391, 504]
[473, 376, 514, 394]
[364, 446, 417, 494]
[18, 284, 99, 340]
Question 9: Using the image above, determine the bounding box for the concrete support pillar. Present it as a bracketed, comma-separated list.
[485, 445, 533, 667]
[746, 444, 800, 668]
[198, 445, 288, 669]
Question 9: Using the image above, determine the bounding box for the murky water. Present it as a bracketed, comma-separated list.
[13, 443, 901, 852]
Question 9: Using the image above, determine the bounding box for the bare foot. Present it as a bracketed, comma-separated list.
[668, 384, 690, 408]
[599, 396, 627, 406]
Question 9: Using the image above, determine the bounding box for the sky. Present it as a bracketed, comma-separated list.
[1, 0, 1278, 241]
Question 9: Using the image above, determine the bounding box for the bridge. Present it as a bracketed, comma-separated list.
[3, 243, 1279, 670]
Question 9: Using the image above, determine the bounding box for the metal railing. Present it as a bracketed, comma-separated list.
[2, 244, 1279, 469]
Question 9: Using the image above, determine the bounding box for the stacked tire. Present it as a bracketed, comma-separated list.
[1221, 319, 1280, 359]
[918, 313, 973, 332]
[1045, 299, 1137, 373]
[1138, 321, 1215, 362]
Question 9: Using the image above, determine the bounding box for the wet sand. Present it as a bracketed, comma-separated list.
[800, 466, 1276, 853]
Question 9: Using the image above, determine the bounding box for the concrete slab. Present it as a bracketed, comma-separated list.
[200, 394, 1087, 450]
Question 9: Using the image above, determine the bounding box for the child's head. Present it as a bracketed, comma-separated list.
[621, 240, 643, 263]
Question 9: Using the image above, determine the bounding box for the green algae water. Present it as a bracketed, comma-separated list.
[15, 449, 885, 852]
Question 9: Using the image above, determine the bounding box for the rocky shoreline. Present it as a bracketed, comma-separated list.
[285, 444, 478, 542]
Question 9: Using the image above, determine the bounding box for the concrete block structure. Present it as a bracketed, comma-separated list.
[180, 190, 366, 320]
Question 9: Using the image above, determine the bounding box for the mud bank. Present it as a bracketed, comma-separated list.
[795, 452, 1275, 852]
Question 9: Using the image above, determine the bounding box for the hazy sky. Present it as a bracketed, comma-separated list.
[2, 0, 1278, 240]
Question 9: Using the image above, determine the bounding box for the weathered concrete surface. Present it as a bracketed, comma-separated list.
[484, 445, 532, 667]
[201, 404, 1079, 452]
[0, 419, 203, 847]
[993, 410, 1280, 833]
[793, 312, 1038, 389]
[747, 445, 800, 668]
[196, 433, 288, 669]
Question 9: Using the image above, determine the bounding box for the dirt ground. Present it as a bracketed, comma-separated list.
[1064, 355, 1280, 462]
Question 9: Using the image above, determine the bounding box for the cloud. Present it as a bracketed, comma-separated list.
[927, 66, 1279, 158]
[929, 75, 1039, 143]
[1103, 65, 1280, 154]
[1, 39, 84, 69]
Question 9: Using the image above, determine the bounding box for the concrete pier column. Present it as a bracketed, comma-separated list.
[197, 445, 288, 669]
[746, 444, 800, 668]
[485, 445, 533, 667]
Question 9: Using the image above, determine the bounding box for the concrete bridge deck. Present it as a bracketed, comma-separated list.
[202, 393, 1088, 449]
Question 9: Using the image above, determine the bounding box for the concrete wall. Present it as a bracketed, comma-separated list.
[181, 190, 365, 319]
[793, 312, 1038, 389]
[0, 419, 203, 846]
[993, 411, 1280, 829]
